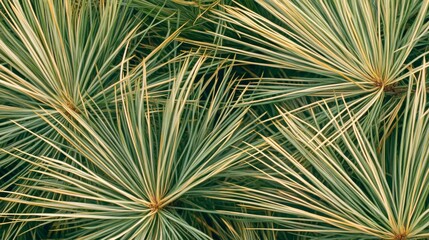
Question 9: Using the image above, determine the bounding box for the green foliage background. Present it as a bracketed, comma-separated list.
[0, 0, 428, 239]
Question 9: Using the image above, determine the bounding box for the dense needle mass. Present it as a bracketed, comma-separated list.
[0, 0, 428, 239]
